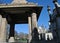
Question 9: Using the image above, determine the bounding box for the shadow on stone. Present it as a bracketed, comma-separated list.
[30, 27, 40, 43]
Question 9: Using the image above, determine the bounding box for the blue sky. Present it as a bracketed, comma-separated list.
[0, 0, 60, 33]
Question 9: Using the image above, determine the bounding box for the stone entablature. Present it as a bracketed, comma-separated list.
[0, 4, 37, 8]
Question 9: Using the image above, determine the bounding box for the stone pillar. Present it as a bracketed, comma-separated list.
[0, 15, 2, 37]
[31, 12, 37, 30]
[28, 16, 32, 43]
[9, 23, 15, 42]
[0, 18, 7, 42]
[31, 13, 39, 43]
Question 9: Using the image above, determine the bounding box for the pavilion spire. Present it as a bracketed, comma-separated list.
[47, 6, 52, 20]
[47, 6, 52, 28]
[53, 0, 60, 7]
[53, 0, 60, 14]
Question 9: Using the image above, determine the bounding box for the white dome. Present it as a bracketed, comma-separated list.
[39, 26, 42, 29]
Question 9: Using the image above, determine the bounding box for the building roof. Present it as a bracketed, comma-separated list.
[0, 4, 43, 24]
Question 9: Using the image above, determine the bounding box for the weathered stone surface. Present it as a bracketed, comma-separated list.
[31, 13, 37, 29]
[28, 16, 32, 43]
[0, 15, 2, 38]
[9, 37, 15, 42]
[0, 18, 7, 42]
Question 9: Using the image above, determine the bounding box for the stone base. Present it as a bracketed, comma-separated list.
[0, 41, 7, 43]
[9, 37, 15, 42]
[0, 40, 6, 42]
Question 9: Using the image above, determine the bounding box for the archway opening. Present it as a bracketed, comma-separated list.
[15, 24, 29, 42]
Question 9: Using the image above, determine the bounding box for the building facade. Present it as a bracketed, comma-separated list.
[38, 26, 53, 40]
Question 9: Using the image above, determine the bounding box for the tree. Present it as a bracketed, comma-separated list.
[15, 31, 19, 39]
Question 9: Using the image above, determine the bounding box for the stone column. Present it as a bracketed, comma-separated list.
[0, 15, 2, 37]
[31, 12, 38, 42]
[0, 18, 7, 42]
[31, 12, 37, 30]
[28, 15, 32, 43]
[9, 23, 15, 42]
